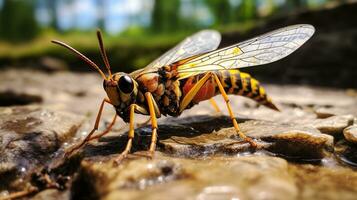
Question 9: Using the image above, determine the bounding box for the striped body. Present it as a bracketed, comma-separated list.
[134, 68, 278, 121]
[180, 70, 278, 111]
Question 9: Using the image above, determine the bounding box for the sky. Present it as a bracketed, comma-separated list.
[35, 0, 153, 34]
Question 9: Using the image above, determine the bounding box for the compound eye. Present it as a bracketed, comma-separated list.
[118, 75, 134, 93]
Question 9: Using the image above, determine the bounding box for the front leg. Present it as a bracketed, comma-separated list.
[65, 98, 113, 157]
[145, 92, 161, 158]
[113, 103, 149, 165]
[114, 104, 136, 165]
[88, 114, 117, 141]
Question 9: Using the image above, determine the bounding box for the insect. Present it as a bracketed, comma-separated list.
[52, 24, 315, 163]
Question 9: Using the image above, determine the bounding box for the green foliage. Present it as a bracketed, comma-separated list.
[205, 0, 231, 25]
[151, 0, 181, 33]
[233, 0, 258, 22]
[0, 0, 39, 42]
[282, 0, 308, 12]
[0, 29, 189, 72]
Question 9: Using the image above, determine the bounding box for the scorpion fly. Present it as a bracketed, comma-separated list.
[52, 24, 315, 163]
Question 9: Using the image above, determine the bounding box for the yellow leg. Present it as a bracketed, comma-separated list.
[114, 104, 137, 165]
[179, 72, 257, 148]
[209, 98, 221, 113]
[145, 92, 159, 158]
[212, 73, 257, 148]
[88, 114, 117, 141]
[65, 98, 112, 157]
[179, 72, 213, 112]
[0, 186, 38, 200]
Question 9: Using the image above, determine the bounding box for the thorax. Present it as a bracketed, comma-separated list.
[133, 66, 182, 116]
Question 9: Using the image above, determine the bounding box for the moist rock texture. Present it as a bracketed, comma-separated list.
[0, 69, 356, 200]
[0, 105, 83, 192]
[76, 155, 296, 200]
[344, 125, 357, 143]
[73, 154, 357, 200]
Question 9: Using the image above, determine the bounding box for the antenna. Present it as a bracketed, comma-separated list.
[51, 40, 107, 80]
[96, 29, 112, 79]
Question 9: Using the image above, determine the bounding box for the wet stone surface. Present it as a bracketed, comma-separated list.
[310, 115, 354, 136]
[344, 125, 357, 143]
[0, 69, 356, 200]
[75, 155, 296, 200]
[149, 117, 333, 160]
[0, 105, 83, 192]
[72, 154, 357, 200]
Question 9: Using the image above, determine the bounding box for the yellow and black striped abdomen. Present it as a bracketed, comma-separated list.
[216, 70, 279, 111]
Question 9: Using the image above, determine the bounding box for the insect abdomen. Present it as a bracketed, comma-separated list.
[217, 70, 279, 111]
[181, 70, 279, 111]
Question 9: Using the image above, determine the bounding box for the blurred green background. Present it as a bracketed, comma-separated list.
[0, 0, 356, 87]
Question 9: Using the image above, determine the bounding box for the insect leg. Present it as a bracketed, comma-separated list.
[209, 98, 221, 113]
[0, 186, 38, 200]
[212, 73, 257, 148]
[65, 98, 112, 157]
[179, 72, 213, 112]
[145, 92, 160, 158]
[88, 114, 117, 141]
[114, 104, 137, 165]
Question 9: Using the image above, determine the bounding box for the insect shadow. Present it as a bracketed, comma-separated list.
[82, 115, 252, 158]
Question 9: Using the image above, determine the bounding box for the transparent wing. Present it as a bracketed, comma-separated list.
[132, 30, 221, 77]
[148, 30, 221, 69]
[177, 24, 315, 78]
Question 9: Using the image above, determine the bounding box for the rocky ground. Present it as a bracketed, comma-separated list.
[0, 69, 356, 200]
